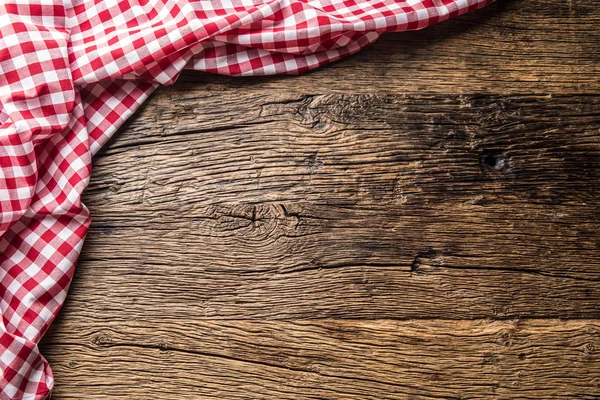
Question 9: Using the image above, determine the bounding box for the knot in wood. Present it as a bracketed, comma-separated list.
[480, 149, 509, 174]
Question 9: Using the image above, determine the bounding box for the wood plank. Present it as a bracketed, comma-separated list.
[176, 0, 600, 94]
[40, 318, 600, 399]
[69, 92, 600, 319]
[92, 92, 600, 207]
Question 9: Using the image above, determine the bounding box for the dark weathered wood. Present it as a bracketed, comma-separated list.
[91, 92, 600, 209]
[177, 0, 600, 94]
[41, 318, 600, 399]
[40, 0, 600, 397]
[65, 92, 600, 320]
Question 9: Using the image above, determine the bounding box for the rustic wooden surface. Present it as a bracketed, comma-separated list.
[40, 0, 600, 398]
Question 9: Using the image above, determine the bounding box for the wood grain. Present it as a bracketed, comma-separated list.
[177, 0, 600, 94]
[42, 318, 600, 399]
[65, 92, 600, 320]
[40, 0, 600, 397]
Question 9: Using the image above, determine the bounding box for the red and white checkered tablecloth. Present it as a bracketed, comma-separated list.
[0, 0, 493, 398]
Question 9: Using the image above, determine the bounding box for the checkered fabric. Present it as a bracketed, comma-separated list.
[0, 0, 493, 398]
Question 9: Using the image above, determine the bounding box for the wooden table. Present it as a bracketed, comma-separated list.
[40, 0, 600, 398]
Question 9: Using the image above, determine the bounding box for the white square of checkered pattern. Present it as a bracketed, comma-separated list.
[0, 0, 494, 398]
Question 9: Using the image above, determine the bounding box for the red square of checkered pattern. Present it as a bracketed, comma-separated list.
[0, 0, 494, 398]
